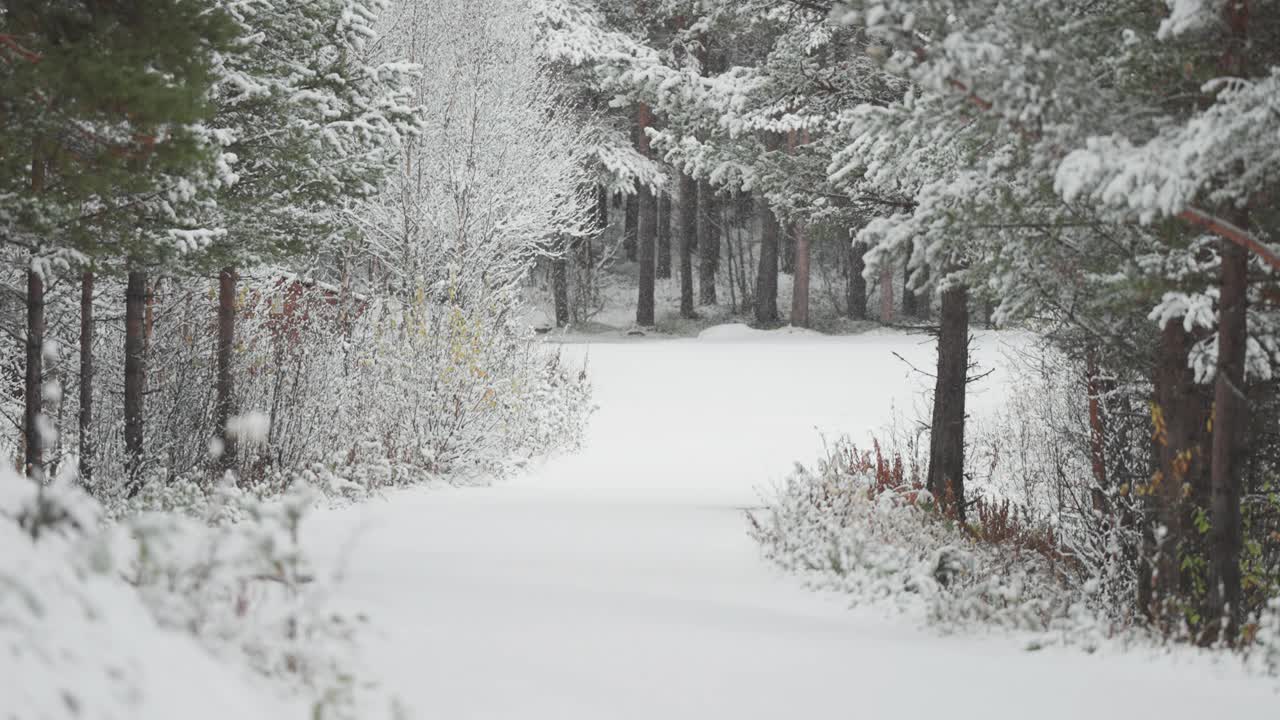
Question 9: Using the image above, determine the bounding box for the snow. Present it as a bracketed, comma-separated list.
[0, 472, 297, 720]
[695, 321, 826, 341]
[308, 327, 1278, 719]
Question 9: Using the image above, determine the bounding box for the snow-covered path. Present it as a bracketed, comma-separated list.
[312, 329, 1276, 719]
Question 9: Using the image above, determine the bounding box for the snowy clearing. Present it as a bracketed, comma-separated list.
[309, 329, 1278, 719]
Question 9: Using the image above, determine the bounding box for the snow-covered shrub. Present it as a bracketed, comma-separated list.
[751, 439, 1104, 638]
[74, 272, 590, 503]
[119, 483, 367, 717]
[352, 289, 592, 480]
[2, 467, 370, 719]
[967, 343, 1146, 625]
[223, 279, 592, 491]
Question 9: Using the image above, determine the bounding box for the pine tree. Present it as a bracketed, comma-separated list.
[1, 0, 238, 482]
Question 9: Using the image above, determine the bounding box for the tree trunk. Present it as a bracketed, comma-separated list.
[1202, 0, 1252, 648]
[624, 193, 638, 262]
[124, 268, 147, 484]
[24, 268, 44, 482]
[790, 220, 811, 328]
[697, 179, 718, 306]
[636, 102, 656, 327]
[215, 267, 238, 474]
[678, 173, 698, 318]
[1206, 232, 1248, 643]
[755, 198, 780, 324]
[847, 239, 868, 320]
[657, 192, 673, 279]
[926, 283, 969, 519]
[1142, 322, 1212, 630]
[879, 264, 895, 323]
[637, 186, 657, 327]
[79, 270, 94, 484]
[552, 252, 570, 328]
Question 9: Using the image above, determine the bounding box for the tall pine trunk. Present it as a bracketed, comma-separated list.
[635, 103, 656, 327]
[552, 250, 570, 328]
[657, 193, 672, 279]
[847, 240, 867, 320]
[215, 267, 238, 474]
[755, 197, 780, 324]
[697, 179, 718, 306]
[879, 265, 895, 323]
[637, 187, 657, 327]
[1142, 323, 1212, 630]
[124, 268, 147, 484]
[678, 173, 698, 318]
[1207, 231, 1247, 643]
[1203, 0, 1252, 647]
[784, 129, 811, 325]
[79, 270, 94, 484]
[790, 220, 811, 327]
[24, 268, 44, 482]
[926, 283, 969, 519]
[623, 194, 638, 262]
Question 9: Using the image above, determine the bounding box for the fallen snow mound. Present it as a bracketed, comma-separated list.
[697, 323, 826, 342]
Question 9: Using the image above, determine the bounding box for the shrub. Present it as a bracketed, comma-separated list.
[76, 275, 592, 504]
[751, 437, 1105, 638]
[2, 468, 370, 719]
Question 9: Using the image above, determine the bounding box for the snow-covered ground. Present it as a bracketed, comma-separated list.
[309, 327, 1277, 719]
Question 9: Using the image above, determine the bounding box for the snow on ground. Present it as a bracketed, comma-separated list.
[308, 328, 1277, 719]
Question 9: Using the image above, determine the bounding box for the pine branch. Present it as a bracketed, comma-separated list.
[903, 44, 1280, 271]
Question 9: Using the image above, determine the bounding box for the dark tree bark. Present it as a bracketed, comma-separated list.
[657, 192, 673, 279]
[1203, 0, 1252, 647]
[697, 179, 718, 306]
[755, 199, 780, 324]
[879, 265, 895, 324]
[597, 186, 610, 230]
[926, 283, 969, 519]
[636, 102, 656, 327]
[79, 270, 94, 484]
[24, 269, 44, 482]
[847, 240, 868, 320]
[124, 268, 147, 482]
[1141, 323, 1212, 630]
[790, 220, 811, 327]
[623, 193, 638, 262]
[215, 267, 238, 474]
[552, 252, 570, 328]
[1207, 232, 1248, 643]
[678, 173, 698, 318]
[637, 186, 657, 327]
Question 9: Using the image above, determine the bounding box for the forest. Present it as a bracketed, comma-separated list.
[2, 1, 1279, 718]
